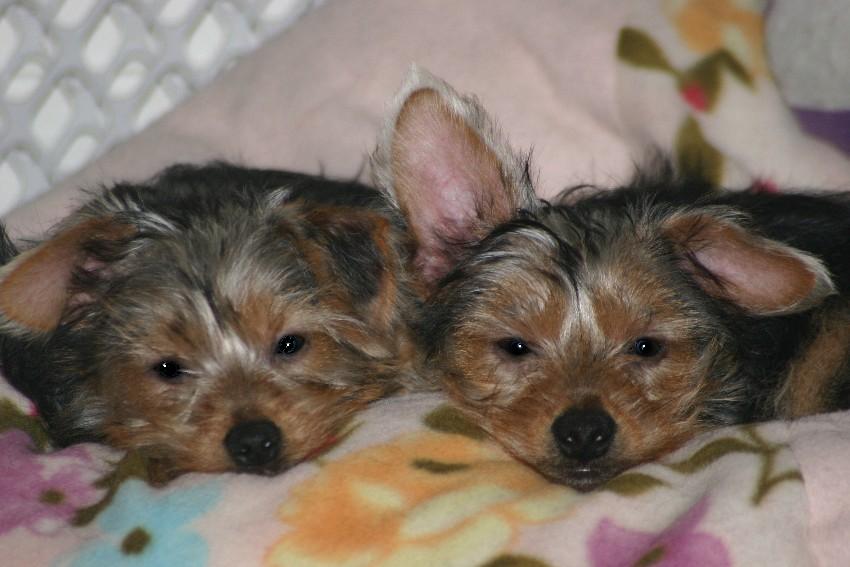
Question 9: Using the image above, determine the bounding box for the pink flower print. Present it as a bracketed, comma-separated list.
[588, 497, 731, 567]
[680, 83, 709, 112]
[0, 430, 101, 536]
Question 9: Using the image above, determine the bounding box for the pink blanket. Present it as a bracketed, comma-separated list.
[3, 1, 850, 565]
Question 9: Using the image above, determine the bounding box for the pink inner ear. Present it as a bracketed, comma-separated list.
[0, 236, 84, 332]
[391, 89, 511, 285]
[0, 217, 133, 333]
[670, 214, 834, 315]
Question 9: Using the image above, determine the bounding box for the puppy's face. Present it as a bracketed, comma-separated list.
[373, 69, 832, 491]
[430, 218, 722, 490]
[93, 232, 391, 476]
[0, 166, 421, 478]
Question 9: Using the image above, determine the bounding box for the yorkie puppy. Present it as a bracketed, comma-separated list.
[0, 162, 424, 480]
[373, 68, 850, 491]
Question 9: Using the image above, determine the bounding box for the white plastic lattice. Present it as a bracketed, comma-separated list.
[0, 0, 322, 216]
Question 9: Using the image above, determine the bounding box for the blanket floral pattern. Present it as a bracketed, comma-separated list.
[615, 0, 849, 191]
[268, 410, 579, 567]
[1, 1, 846, 566]
[0, 382, 815, 567]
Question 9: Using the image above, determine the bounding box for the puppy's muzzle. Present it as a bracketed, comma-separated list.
[551, 407, 616, 463]
[225, 419, 282, 470]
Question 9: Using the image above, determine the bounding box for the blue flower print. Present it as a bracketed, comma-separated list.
[64, 479, 221, 567]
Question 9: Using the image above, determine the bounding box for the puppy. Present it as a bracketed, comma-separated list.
[0, 162, 424, 480]
[373, 69, 850, 491]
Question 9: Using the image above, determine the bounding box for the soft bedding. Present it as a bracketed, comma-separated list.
[2, 1, 850, 566]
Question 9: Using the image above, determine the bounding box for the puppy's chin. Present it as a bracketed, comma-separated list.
[231, 460, 286, 477]
[536, 458, 628, 493]
[562, 467, 620, 493]
[145, 451, 289, 483]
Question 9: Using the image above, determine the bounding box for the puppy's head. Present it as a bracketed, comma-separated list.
[0, 165, 420, 479]
[374, 70, 833, 491]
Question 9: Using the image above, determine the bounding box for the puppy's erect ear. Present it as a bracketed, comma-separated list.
[0, 216, 135, 335]
[664, 210, 835, 316]
[372, 66, 537, 287]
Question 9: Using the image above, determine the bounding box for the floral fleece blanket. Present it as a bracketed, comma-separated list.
[3, 383, 850, 567]
[3, 1, 850, 566]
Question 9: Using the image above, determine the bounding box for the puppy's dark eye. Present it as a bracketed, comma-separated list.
[276, 335, 306, 356]
[498, 338, 533, 357]
[632, 337, 663, 358]
[154, 360, 184, 380]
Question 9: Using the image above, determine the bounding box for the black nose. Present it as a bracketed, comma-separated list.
[224, 419, 282, 469]
[551, 408, 617, 463]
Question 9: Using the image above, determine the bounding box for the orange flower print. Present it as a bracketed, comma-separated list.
[266, 430, 580, 567]
[663, 0, 767, 76]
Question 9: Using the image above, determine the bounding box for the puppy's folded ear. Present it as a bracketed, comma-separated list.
[664, 209, 835, 315]
[298, 205, 415, 359]
[0, 216, 136, 335]
[372, 66, 537, 288]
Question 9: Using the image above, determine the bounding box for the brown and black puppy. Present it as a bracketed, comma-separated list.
[373, 68, 850, 491]
[0, 162, 425, 480]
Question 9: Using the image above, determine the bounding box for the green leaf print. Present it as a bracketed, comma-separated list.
[424, 405, 488, 440]
[480, 554, 554, 567]
[0, 398, 51, 450]
[603, 472, 668, 496]
[675, 116, 723, 185]
[667, 437, 758, 475]
[617, 28, 675, 73]
[412, 458, 472, 474]
[601, 425, 802, 505]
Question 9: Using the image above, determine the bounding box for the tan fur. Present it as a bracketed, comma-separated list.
[779, 307, 850, 418]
